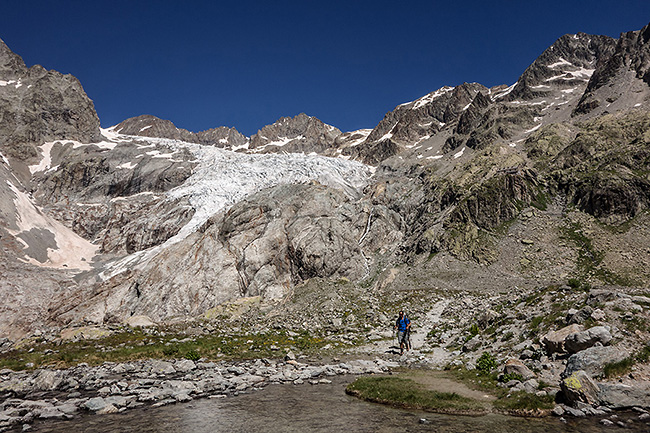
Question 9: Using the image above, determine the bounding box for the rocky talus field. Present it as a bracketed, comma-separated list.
[2, 21, 650, 430]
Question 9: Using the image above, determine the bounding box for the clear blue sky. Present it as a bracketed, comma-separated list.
[1, 1, 649, 136]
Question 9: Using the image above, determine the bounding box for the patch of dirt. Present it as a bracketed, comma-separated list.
[400, 369, 497, 403]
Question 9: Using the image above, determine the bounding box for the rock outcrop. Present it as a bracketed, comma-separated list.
[0, 38, 101, 166]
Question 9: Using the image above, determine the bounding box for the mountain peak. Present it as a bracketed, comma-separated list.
[248, 113, 342, 154]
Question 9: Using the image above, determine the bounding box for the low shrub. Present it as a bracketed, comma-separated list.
[476, 352, 497, 375]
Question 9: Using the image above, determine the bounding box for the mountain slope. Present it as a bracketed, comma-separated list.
[0, 22, 650, 340]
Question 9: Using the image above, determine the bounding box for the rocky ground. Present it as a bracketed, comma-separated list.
[2, 279, 650, 430]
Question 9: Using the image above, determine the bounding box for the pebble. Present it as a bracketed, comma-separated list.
[0, 357, 394, 427]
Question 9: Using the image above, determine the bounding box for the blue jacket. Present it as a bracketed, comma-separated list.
[396, 316, 410, 331]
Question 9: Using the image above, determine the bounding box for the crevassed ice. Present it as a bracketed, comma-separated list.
[100, 134, 374, 278]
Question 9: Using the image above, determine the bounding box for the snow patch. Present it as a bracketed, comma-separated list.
[427, 155, 444, 160]
[548, 57, 572, 68]
[117, 161, 138, 169]
[524, 124, 542, 134]
[6, 181, 98, 271]
[454, 147, 466, 159]
[28, 141, 57, 174]
[139, 125, 152, 132]
[0, 79, 22, 88]
[344, 129, 372, 147]
[493, 83, 516, 99]
[401, 86, 455, 110]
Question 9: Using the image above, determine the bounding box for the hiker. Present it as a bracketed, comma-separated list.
[394, 310, 411, 355]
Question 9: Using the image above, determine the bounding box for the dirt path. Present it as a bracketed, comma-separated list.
[355, 299, 453, 367]
[400, 369, 497, 402]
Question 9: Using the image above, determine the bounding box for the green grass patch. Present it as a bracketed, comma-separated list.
[492, 391, 555, 412]
[346, 376, 484, 413]
[0, 327, 338, 371]
[603, 344, 650, 378]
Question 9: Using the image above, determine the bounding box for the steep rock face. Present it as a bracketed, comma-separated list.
[0, 39, 101, 164]
[113, 115, 248, 149]
[508, 33, 616, 101]
[547, 111, 650, 222]
[33, 141, 195, 203]
[576, 21, 650, 115]
[51, 183, 401, 324]
[248, 113, 342, 154]
[350, 83, 487, 164]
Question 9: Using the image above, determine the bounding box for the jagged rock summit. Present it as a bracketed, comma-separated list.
[0, 38, 101, 167]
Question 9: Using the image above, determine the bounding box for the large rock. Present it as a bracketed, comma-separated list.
[32, 369, 63, 391]
[598, 382, 650, 409]
[541, 324, 583, 354]
[84, 397, 108, 412]
[503, 359, 536, 380]
[565, 326, 612, 354]
[563, 346, 628, 378]
[560, 370, 601, 406]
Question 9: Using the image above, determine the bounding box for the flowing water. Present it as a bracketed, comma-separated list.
[32, 376, 642, 433]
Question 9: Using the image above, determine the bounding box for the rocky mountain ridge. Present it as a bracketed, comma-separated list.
[0, 21, 649, 348]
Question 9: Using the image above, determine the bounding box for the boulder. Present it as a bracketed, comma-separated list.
[566, 307, 593, 325]
[462, 335, 482, 352]
[174, 359, 196, 373]
[84, 397, 108, 412]
[598, 382, 650, 409]
[149, 360, 176, 375]
[33, 369, 63, 391]
[565, 326, 612, 354]
[541, 324, 583, 354]
[563, 346, 628, 378]
[560, 370, 600, 406]
[125, 315, 156, 328]
[503, 359, 535, 380]
[97, 404, 119, 415]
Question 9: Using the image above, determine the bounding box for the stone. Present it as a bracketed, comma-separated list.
[522, 379, 539, 394]
[125, 315, 156, 328]
[552, 405, 565, 416]
[149, 360, 176, 375]
[563, 406, 586, 417]
[564, 326, 612, 354]
[591, 309, 606, 321]
[561, 370, 600, 406]
[174, 359, 196, 373]
[541, 324, 583, 354]
[503, 359, 535, 380]
[84, 397, 108, 412]
[462, 335, 481, 352]
[565, 308, 587, 325]
[32, 369, 63, 391]
[563, 346, 628, 378]
[598, 382, 650, 409]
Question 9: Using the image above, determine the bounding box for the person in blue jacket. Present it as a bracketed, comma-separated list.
[394, 310, 411, 355]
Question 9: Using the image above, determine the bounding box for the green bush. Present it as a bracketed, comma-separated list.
[184, 350, 200, 361]
[476, 352, 497, 374]
[500, 372, 524, 383]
